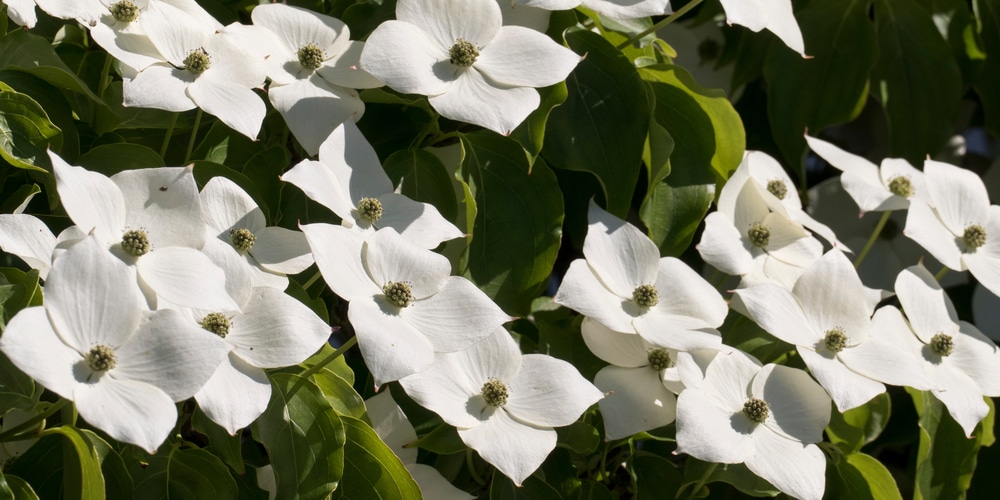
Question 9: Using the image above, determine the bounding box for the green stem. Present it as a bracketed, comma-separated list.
[98, 52, 114, 100]
[298, 336, 358, 381]
[935, 266, 950, 281]
[0, 399, 68, 442]
[616, 0, 704, 49]
[466, 448, 486, 486]
[853, 211, 892, 269]
[685, 461, 718, 500]
[160, 113, 179, 159]
[183, 109, 203, 164]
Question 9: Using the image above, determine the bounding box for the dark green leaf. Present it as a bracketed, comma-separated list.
[299, 343, 353, 385]
[0, 351, 36, 414]
[341, 0, 398, 43]
[0, 182, 40, 214]
[250, 373, 346, 500]
[410, 423, 465, 455]
[630, 453, 682, 500]
[0, 70, 79, 162]
[460, 132, 563, 316]
[383, 149, 459, 223]
[311, 367, 368, 420]
[488, 474, 561, 500]
[192, 121, 265, 167]
[332, 416, 421, 499]
[555, 420, 600, 455]
[720, 311, 795, 365]
[510, 82, 569, 160]
[871, 0, 963, 164]
[827, 392, 892, 453]
[974, 0, 1000, 135]
[76, 143, 165, 176]
[543, 28, 649, 217]
[78, 429, 133, 499]
[827, 451, 903, 499]
[191, 407, 245, 474]
[240, 147, 289, 222]
[0, 89, 61, 171]
[0, 474, 38, 499]
[46, 425, 106, 500]
[681, 458, 778, 498]
[132, 447, 238, 499]
[569, 480, 614, 500]
[5, 432, 62, 498]
[531, 298, 606, 382]
[0, 31, 103, 103]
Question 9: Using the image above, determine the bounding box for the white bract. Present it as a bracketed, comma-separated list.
[283, 121, 463, 249]
[555, 201, 729, 351]
[675, 350, 830, 500]
[251, 3, 382, 155]
[359, 0, 581, 135]
[301, 224, 512, 385]
[0, 235, 229, 453]
[582, 0, 671, 20]
[718, 0, 805, 56]
[735, 250, 933, 411]
[399, 327, 603, 486]
[366, 390, 475, 499]
[123, 1, 267, 139]
[805, 134, 926, 214]
[3, 0, 37, 28]
[892, 265, 1000, 436]
[49, 152, 238, 312]
[904, 159, 1000, 298]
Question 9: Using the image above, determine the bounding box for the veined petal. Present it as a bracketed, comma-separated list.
[752, 364, 830, 444]
[195, 353, 271, 435]
[745, 430, 826, 500]
[580, 317, 652, 367]
[633, 311, 725, 352]
[283, 159, 355, 220]
[350, 296, 436, 385]
[366, 389, 419, 464]
[895, 264, 960, 343]
[137, 246, 241, 312]
[376, 193, 464, 249]
[360, 20, 454, 96]
[397, 0, 502, 49]
[187, 78, 266, 140]
[879, 158, 926, 203]
[251, 226, 314, 275]
[553, 259, 638, 333]
[964, 206, 1000, 297]
[789, 208, 851, 252]
[583, 200, 660, 299]
[74, 378, 176, 454]
[141, 0, 212, 66]
[114, 308, 230, 401]
[320, 120, 394, 204]
[199, 237, 253, 307]
[268, 76, 365, 156]
[406, 464, 474, 499]
[719, 0, 805, 56]
[0, 214, 57, 278]
[761, 212, 819, 268]
[580, 0, 671, 19]
[924, 159, 990, 233]
[732, 179, 772, 234]
[228, 287, 331, 368]
[734, 284, 816, 347]
[250, 3, 350, 69]
[50, 150, 126, 245]
[200, 176, 266, 237]
[842, 170, 899, 213]
[89, 18, 164, 72]
[429, 69, 540, 135]
[475, 26, 579, 87]
[458, 410, 555, 487]
[840, 306, 935, 390]
[364, 228, 451, 299]
[696, 211, 754, 276]
[4, 0, 37, 28]
[930, 365, 991, 437]
[404, 277, 511, 352]
[950, 322, 1000, 396]
[122, 63, 196, 112]
[505, 354, 603, 427]
[675, 387, 754, 464]
[652, 257, 728, 328]
[317, 41, 385, 89]
[112, 166, 205, 249]
[0, 307, 81, 400]
[300, 222, 380, 300]
[797, 348, 885, 412]
[595, 365, 676, 440]
[904, 199, 964, 270]
[792, 250, 872, 342]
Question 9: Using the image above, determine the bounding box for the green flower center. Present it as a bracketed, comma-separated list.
[743, 397, 769, 423]
[963, 224, 986, 251]
[824, 328, 848, 353]
[184, 48, 211, 74]
[747, 222, 770, 248]
[297, 43, 325, 70]
[449, 38, 479, 67]
[930, 333, 954, 356]
[121, 229, 151, 257]
[230, 228, 256, 253]
[110, 1, 139, 22]
[647, 348, 673, 371]
[481, 378, 509, 407]
[200, 312, 231, 338]
[357, 197, 384, 223]
[86, 345, 117, 372]
[383, 281, 414, 308]
[887, 176, 914, 198]
[767, 179, 788, 200]
[632, 284, 659, 308]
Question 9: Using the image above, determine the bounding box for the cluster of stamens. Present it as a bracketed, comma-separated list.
[481, 378, 509, 407]
[200, 313, 231, 338]
[298, 43, 325, 70]
[383, 281, 414, 307]
[230, 228, 256, 252]
[449, 38, 479, 67]
[184, 48, 212, 74]
[86, 345, 117, 372]
[767, 179, 788, 200]
[747, 222, 770, 248]
[632, 284, 659, 308]
[110, 1, 140, 22]
[963, 224, 987, 251]
[930, 333, 954, 357]
[743, 397, 769, 423]
[121, 229, 151, 257]
[357, 197, 384, 223]
[887, 176, 914, 198]
[824, 328, 848, 353]
[647, 349, 673, 371]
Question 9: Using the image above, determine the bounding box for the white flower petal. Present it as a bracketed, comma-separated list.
[924, 159, 990, 233]
[950, 322, 1000, 396]
[458, 410, 555, 487]
[761, 213, 821, 268]
[839, 306, 935, 390]
[360, 20, 454, 96]
[50, 150, 126, 245]
[195, 353, 272, 435]
[89, 19, 164, 72]
[594, 365, 676, 440]
[376, 193, 464, 249]
[475, 26, 579, 87]
[964, 207, 1000, 297]
[879, 158, 926, 203]
[734, 284, 816, 346]
[696, 212, 754, 276]
[4, 0, 37, 28]
[251, 3, 350, 68]
[187, 79, 266, 140]
[364, 228, 451, 299]
[429, 69, 539, 135]
[300, 222, 380, 300]
[0, 307, 81, 399]
[137, 247, 241, 312]
[633, 311, 725, 352]
[350, 297, 436, 385]
[397, 0, 502, 50]
[580, 317, 651, 367]
[200, 176, 266, 236]
[797, 348, 885, 412]
[405, 277, 511, 352]
[268, 76, 365, 156]
[0, 214, 57, 278]
[366, 389, 419, 464]
[744, 430, 826, 500]
[931, 367, 991, 437]
[228, 287, 331, 368]
[652, 257, 728, 328]
[406, 464, 474, 500]
[554, 259, 639, 333]
[792, 250, 871, 341]
[581, 0, 671, 19]
[317, 41, 385, 89]
[583, 201, 661, 298]
[112, 166, 205, 249]
[895, 264, 960, 343]
[505, 354, 602, 427]
[904, 199, 965, 270]
[123, 63, 197, 112]
[252, 227, 314, 275]
[719, 0, 805, 56]
[321, 120, 395, 204]
[74, 378, 176, 454]
[675, 387, 754, 464]
[398, 347, 495, 429]
[200, 237, 253, 307]
[752, 364, 830, 444]
[283, 159, 356, 221]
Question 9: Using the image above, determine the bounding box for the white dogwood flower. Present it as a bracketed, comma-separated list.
[359, 0, 581, 135]
[399, 327, 603, 486]
[719, 0, 805, 56]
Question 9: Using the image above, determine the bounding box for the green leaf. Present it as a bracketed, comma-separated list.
[531, 298, 606, 382]
[569, 481, 614, 500]
[974, 0, 1000, 135]
[720, 311, 795, 365]
[0, 182, 41, 214]
[510, 82, 569, 160]
[192, 121, 265, 167]
[311, 367, 368, 420]
[763, 0, 877, 168]
[46, 425, 106, 500]
[0, 474, 38, 499]
[630, 453, 682, 500]
[488, 474, 561, 499]
[908, 388, 992, 499]
[132, 447, 238, 499]
[75, 143, 165, 176]
[0, 89, 61, 171]
[0, 31, 103, 104]
[78, 430, 133, 500]
[382, 149, 459, 223]
[460, 132, 563, 316]
[409, 423, 465, 455]
[827, 392, 892, 453]
[299, 343, 353, 385]
[5, 432, 62, 498]
[251, 373, 346, 500]
[871, 0, 964, 164]
[555, 420, 600, 455]
[240, 146, 289, 221]
[0, 350, 37, 415]
[681, 458, 779, 498]
[332, 416, 421, 499]
[542, 28, 649, 217]
[0, 70, 80, 162]
[0, 267, 44, 335]
[827, 451, 903, 499]
[191, 407, 245, 474]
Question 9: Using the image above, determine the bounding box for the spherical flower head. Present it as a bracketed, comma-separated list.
[647, 348, 672, 371]
[200, 313, 231, 338]
[888, 176, 914, 198]
[632, 284, 659, 308]
[823, 328, 848, 353]
[743, 397, 769, 423]
[449, 38, 479, 67]
[230, 227, 256, 253]
[930, 332, 954, 357]
[963, 224, 986, 251]
[481, 378, 509, 407]
[297, 43, 325, 70]
[110, 1, 140, 23]
[747, 222, 770, 248]
[86, 345, 117, 372]
[383, 281, 414, 308]
[766, 179, 787, 200]
[121, 229, 150, 257]
[357, 197, 384, 223]
[184, 48, 212, 74]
